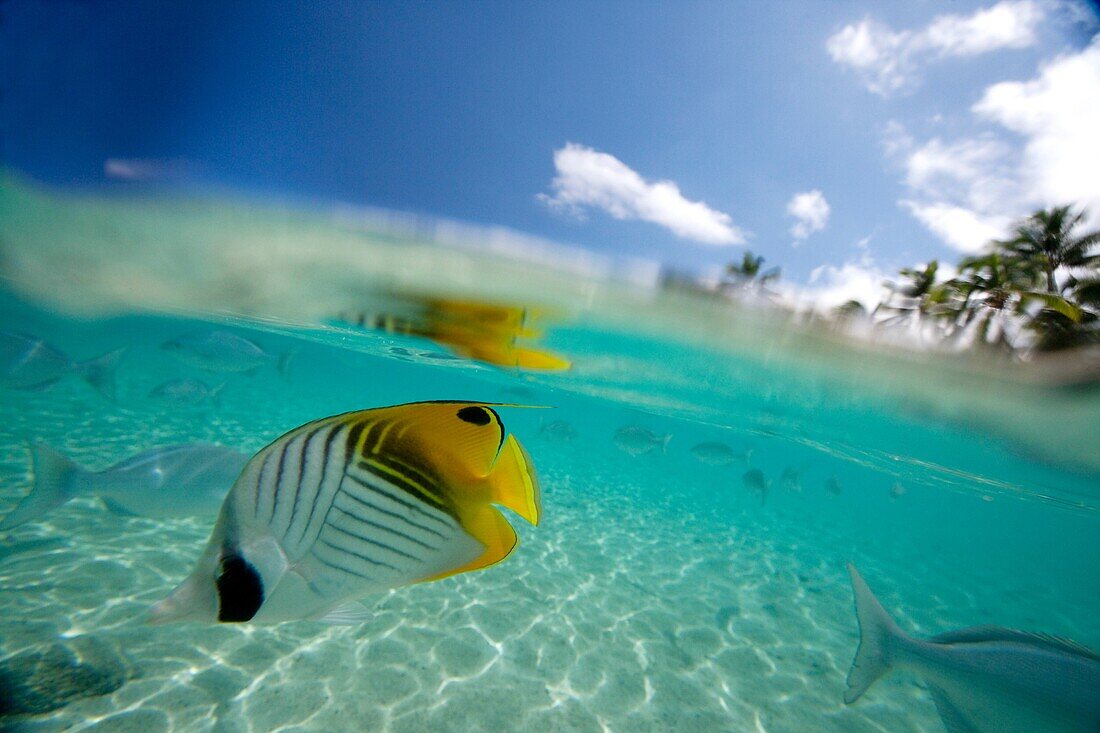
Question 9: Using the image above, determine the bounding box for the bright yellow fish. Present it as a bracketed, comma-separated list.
[150, 401, 540, 624]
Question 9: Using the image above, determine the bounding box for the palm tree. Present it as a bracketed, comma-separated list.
[722, 251, 780, 294]
[1025, 274, 1100, 351]
[875, 261, 950, 333]
[996, 206, 1100, 294]
[942, 252, 1031, 351]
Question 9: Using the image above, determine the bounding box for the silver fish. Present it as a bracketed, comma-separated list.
[691, 441, 753, 466]
[741, 469, 770, 505]
[149, 378, 224, 407]
[613, 426, 671, 456]
[162, 330, 294, 376]
[780, 466, 802, 492]
[539, 419, 578, 441]
[0, 331, 124, 400]
[846, 564, 1100, 733]
[0, 443, 248, 529]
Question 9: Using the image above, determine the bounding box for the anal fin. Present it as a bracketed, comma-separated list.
[929, 686, 980, 733]
[318, 601, 373, 626]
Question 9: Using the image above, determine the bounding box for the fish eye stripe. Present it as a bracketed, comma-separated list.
[331, 499, 440, 552]
[457, 406, 492, 425]
[336, 484, 447, 541]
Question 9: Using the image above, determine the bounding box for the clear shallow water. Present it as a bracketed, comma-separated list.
[0, 179, 1098, 732]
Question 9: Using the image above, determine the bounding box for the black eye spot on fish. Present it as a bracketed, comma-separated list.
[457, 406, 492, 425]
[216, 554, 264, 622]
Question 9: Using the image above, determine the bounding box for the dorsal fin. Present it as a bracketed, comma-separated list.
[931, 626, 1100, 661]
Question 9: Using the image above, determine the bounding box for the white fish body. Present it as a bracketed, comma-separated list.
[151, 402, 540, 624]
[0, 331, 123, 400]
[846, 564, 1100, 732]
[161, 330, 293, 376]
[149, 378, 224, 407]
[0, 443, 248, 529]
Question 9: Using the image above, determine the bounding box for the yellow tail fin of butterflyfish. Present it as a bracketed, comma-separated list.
[421, 505, 518, 583]
[487, 434, 541, 526]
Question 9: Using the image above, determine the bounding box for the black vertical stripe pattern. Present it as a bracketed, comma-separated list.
[269, 440, 291, 524]
[344, 420, 368, 465]
[296, 423, 343, 549]
[254, 449, 274, 516]
[288, 426, 324, 539]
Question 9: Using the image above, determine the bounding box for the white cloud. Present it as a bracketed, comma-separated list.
[538, 143, 744, 245]
[104, 158, 189, 181]
[827, 19, 912, 96]
[901, 201, 1011, 253]
[921, 0, 1042, 57]
[105, 158, 162, 180]
[888, 39, 1100, 252]
[973, 39, 1100, 222]
[779, 260, 891, 310]
[786, 190, 831, 241]
[828, 1, 1044, 96]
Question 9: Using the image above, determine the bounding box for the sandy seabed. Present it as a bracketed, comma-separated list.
[1, 462, 958, 733]
[2, 374, 1097, 733]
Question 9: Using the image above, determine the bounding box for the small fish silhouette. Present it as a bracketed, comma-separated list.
[691, 442, 753, 466]
[613, 426, 671, 456]
[742, 469, 770, 505]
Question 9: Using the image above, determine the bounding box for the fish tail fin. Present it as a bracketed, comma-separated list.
[0, 443, 84, 530]
[845, 563, 909, 704]
[486, 434, 541, 526]
[661, 434, 672, 454]
[75, 348, 126, 401]
[276, 347, 298, 380]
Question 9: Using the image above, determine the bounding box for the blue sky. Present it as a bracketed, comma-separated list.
[2, 1, 1098, 304]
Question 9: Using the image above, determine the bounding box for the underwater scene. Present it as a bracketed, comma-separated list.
[0, 175, 1097, 733]
[4, 2, 1100, 731]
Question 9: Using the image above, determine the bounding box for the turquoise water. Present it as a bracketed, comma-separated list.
[0, 180, 1098, 732]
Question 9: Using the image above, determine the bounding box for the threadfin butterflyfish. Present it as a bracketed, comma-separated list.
[338, 295, 572, 371]
[150, 401, 541, 624]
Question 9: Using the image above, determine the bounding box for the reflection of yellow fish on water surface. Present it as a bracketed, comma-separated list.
[151, 401, 541, 624]
[338, 295, 571, 371]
